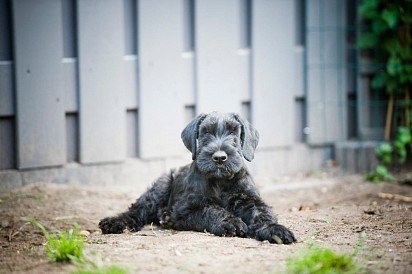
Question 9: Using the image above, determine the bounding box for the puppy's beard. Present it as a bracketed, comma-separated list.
[196, 153, 243, 179]
[213, 166, 234, 179]
[216, 170, 235, 180]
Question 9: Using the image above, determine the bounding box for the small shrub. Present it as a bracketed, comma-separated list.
[365, 164, 395, 183]
[286, 245, 365, 274]
[365, 127, 411, 183]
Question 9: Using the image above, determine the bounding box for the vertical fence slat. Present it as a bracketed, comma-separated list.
[195, 0, 243, 114]
[0, 62, 14, 116]
[65, 113, 79, 162]
[0, 0, 12, 61]
[12, 0, 66, 168]
[138, 0, 188, 158]
[77, 0, 126, 163]
[124, 0, 139, 111]
[63, 59, 78, 113]
[0, 118, 15, 169]
[252, 0, 295, 147]
[306, 0, 347, 144]
[62, 0, 78, 113]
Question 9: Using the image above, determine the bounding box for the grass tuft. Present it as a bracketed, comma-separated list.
[286, 244, 365, 274]
[22, 217, 85, 262]
[45, 226, 85, 262]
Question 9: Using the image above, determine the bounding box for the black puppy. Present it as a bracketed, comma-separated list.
[99, 112, 296, 244]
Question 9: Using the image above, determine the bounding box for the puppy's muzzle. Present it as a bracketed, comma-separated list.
[212, 151, 227, 164]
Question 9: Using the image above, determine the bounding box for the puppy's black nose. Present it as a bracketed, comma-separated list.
[212, 151, 227, 163]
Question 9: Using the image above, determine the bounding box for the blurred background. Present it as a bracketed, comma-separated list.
[0, 0, 410, 188]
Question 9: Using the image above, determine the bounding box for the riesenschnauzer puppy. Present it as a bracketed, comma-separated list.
[99, 112, 296, 244]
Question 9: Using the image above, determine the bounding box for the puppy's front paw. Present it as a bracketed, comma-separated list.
[212, 217, 248, 237]
[158, 209, 173, 229]
[99, 217, 127, 234]
[250, 223, 296, 244]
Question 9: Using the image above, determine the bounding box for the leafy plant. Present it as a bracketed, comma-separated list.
[22, 217, 85, 262]
[286, 245, 365, 274]
[365, 164, 394, 182]
[358, 0, 412, 182]
[365, 127, 411, 182]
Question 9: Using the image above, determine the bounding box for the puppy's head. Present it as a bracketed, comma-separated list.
[181, 112, 259, 179]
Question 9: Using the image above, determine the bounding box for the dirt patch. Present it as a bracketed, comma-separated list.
[0, 175, 411, 273]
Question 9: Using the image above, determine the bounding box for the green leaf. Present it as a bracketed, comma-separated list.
[399, 46, 412, 59]
[371, 72, 389, 89]
[383, 39, 398, 53]
[387, 56, 402, 75]
[382, 9, 398, 28]
[376, 165, 395, 181]
[400, 12, 412, 24]
[382, 155, 392, 165]
[372, 19, 389, 34]
[358, 32, 378, 49]
[385, 77, 398, 93]
[397, 149, 407, 164]
[376, 143, 392, 155]
[376, 143, 393, 165]
[359, 0, 380, 19]
[397, 127, 411, 144]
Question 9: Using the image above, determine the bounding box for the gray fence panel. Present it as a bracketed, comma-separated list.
[181, 0, 195, 107]
[252, 0, 295, 147]
[12, 0, 66, 168]
[124, 0, 139, 111]
[195, 0, 243, 114]
[126, 110, 138, 157]
[77, 0, 126, 163]
[138, 0, 188, 158]
[65, 113, 79, 162]
[63, 59, 78, 112]
[0, 0, 12, 61]
[124, 56, 139, 110]
[0, 62, 14, 116]
[0, 0, 14, 116]
[306, 0, 347, 144]
[0, 118, 15, 169]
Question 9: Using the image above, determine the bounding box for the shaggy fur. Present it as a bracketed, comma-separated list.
[99, 112, 296, 244]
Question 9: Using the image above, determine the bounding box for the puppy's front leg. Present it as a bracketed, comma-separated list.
[228, 188, 296, 244]
[172, 203, 247, 237]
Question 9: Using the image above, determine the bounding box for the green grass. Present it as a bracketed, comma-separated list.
[22, 217, 85, 262]
[286, 245, 365, 274]
[73, 264, 128, 274]
[22, 217, 128, 273]
[45, 226, 85, 262]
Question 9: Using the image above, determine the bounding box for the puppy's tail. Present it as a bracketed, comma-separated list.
[99, 171, 173, 234]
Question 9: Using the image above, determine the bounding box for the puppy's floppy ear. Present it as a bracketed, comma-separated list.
[181, 113, 207, 160]
[233, 114, 259, 162]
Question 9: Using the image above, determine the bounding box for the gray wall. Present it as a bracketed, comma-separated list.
[0, 0, 349, 186]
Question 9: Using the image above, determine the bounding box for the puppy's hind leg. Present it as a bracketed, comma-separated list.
[99, 172, 172, 234]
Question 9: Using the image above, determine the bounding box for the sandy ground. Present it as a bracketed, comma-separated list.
[0, 174, 411, 274]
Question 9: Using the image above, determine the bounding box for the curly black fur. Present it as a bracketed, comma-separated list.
[99, 112, 296, 244]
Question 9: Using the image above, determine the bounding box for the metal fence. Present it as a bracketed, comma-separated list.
[0, 0, 372, 182]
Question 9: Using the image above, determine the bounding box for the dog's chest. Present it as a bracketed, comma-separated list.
[206, 181, 230, 207]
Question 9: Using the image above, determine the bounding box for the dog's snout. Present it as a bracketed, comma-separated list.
[212, 151, 227, 163]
